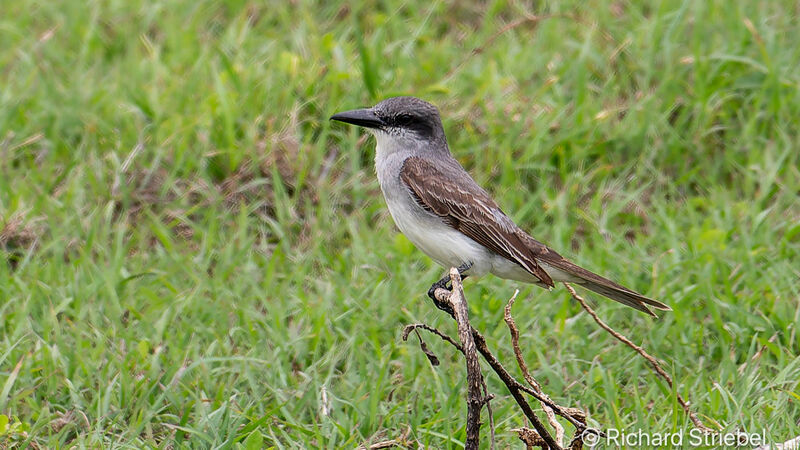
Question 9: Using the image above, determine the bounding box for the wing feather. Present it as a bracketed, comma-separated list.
[400, 157, 554, 287]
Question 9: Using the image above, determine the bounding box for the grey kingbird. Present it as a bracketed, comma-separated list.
[331, 96, 670, 316]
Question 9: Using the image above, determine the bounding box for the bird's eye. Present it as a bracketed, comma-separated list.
[396, 113, 414, 125]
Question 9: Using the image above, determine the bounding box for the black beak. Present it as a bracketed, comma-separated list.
[330, 108, 384, 129]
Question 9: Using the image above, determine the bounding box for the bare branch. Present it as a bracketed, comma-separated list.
[415, 328, 440, 366]
[433, 277, 561, 449]
[505, 289, 567, 446]
[403, 320, 497, 446]
[444, 267, 484, 450]
[481, 376, 496, 450]
[514, 427, 548, 449]
[402, 323, 463, 353]
[563, 282, 714, 433]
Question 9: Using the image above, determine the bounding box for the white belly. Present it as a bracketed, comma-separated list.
[372, 144, 492, 275]
[384, 190, 494, 277]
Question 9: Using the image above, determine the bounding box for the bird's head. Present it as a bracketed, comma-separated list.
[330, 97, 446, 149]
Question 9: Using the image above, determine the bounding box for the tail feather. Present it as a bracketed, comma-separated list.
[545, 258, 671, 317]
[576, 279, 666, 317]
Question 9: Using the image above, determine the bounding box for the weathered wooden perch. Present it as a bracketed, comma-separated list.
[403, 267, 714, 448]
[404, 267, 589, 449]
[446, 267, 484, 449]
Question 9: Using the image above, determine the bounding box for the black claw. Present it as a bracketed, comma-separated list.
[426, 264, 474, 316]
[428, 276, 454, 315]
[426, 284, 438, 300]
[428, 276, 450, 299]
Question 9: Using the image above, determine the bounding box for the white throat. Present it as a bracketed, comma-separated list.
[371, 129, 422, 162]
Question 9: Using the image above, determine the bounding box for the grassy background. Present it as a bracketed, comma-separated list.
[2, 0, 799, 447]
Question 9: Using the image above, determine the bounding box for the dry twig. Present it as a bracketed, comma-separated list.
[563, 282, 713, 433]
[402, 323, 463, 353]
[405, 268, 714, 447]
[445, 268, 484, 449]
[505, 290, 568, 447]
[432, 284, 561, 449]
[403, 321, 498, 449]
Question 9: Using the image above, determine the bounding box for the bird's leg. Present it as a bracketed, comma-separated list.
[455, 261, 473, 278]
[427, 262, 474, 315]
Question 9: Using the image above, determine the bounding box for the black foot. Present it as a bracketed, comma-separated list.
[427, 262, 474, 315]
[427, 275, 450, 299]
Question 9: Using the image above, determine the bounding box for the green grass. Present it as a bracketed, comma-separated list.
[1, 0, 799, 448]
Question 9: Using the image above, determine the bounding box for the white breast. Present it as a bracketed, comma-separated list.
[372, 134, 493, 277]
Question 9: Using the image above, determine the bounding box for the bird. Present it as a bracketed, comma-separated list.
[330, 96, 670, 317]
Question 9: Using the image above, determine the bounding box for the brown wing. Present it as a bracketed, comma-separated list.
[400, 156, 555, 287]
